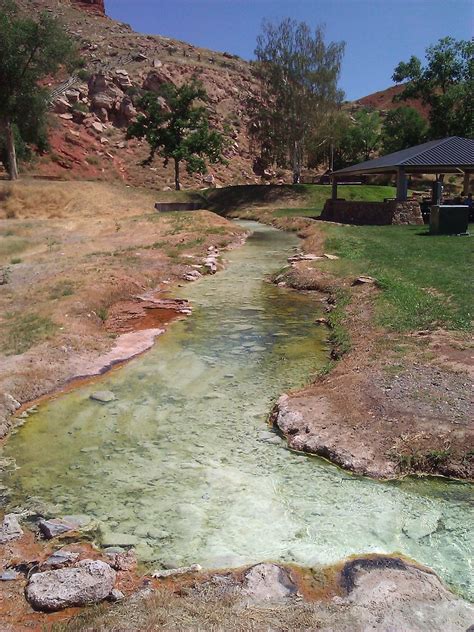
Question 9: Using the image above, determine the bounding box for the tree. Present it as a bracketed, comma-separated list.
[252, 18, 345, 183]
[0, 0, 75, 179]
[381, 106, 427, 154]
[345, 109, 381, 162]
[393, 37, 473, 138]
[127, 79, 226, 190]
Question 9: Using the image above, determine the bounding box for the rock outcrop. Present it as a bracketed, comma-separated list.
[72, 0, 105, 15]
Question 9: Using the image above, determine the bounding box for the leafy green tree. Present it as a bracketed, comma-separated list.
[345, 109, 381, 162]
[127, 79, 226, 191]
[393, 37, 473, 138]
[381, 106, 427, 154]
[252, 18, 345, 183]
[0, 0, 75, 179]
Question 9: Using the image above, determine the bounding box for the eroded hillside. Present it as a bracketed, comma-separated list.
[17, 0, 267, 189]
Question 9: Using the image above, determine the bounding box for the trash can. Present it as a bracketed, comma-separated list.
[430, 205, 469, 235]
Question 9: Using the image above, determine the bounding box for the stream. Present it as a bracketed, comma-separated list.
[1, 221, 472, 599]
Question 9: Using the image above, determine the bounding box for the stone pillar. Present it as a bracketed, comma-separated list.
[463, 172, 471, 195]
[396, 168, 408, 201]
[331, 177, 338, 201]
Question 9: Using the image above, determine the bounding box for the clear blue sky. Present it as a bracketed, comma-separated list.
[105, 0, 472, 101]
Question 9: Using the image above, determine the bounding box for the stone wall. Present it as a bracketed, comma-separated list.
[321, 200, 423, 226]
[154, 202, 205, 212]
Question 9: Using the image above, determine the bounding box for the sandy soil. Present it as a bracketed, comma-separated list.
[0, 179, 247, 437]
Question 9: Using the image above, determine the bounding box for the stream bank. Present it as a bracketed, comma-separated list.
[230, 208, 473, 480]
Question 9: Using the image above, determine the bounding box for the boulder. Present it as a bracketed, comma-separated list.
[25, 559, 116, 612]
[90, 121, 105, 134]
[64, 90, 80, 104]
[88, 73, 123, 114]
[142, 69, 174, 93]
[38, 517, 81, 539]
[119, 96, 137, 122]
[54, 98, 72, 114]
[0, 514, 23, 544]
[243, 563, 297, 602]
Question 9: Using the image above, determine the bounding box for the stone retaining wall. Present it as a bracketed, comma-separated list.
[321, 200, 423, 225]
[154, 202, 205, 212]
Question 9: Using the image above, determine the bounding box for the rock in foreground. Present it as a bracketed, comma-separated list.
[25, 559, 116, 612]
[0, 514, 23, 544]
[243, 563, 297, 602]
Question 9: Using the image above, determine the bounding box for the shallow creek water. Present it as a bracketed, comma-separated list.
[1, 221, 473, 599]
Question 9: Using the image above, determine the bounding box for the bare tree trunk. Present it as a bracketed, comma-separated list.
[174, 158, 180, 191]
[5, 120, 19, 181]
[292, 140, 301, 184]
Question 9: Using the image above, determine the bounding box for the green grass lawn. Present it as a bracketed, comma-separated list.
[205, 184, 400, 215]
[317, 223, 473, 332]
[272, 185, 402, 219]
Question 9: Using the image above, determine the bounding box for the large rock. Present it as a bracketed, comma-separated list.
[339, 556, 474, 631]
[0, 514, 23, 544]
[243, 563, 297, 602]
[142, 69, 174, 93]
[25, 559, 116, 612]
[39, 517, 81, 539]
[119, 96, 137, 122]
[88, 74, 123, 114]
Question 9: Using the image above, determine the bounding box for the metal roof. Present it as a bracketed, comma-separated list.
[333, 136, 474, 176]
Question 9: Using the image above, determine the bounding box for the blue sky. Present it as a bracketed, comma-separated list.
[105, 0, 472, 100]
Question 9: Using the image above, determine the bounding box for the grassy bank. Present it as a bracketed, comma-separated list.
[206, 184, 399, 217]
[316, 223, 473, 332]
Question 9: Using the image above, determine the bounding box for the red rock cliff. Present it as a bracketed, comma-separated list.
[72, 0, 105, 15]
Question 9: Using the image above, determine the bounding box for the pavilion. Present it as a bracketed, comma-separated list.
[321, 136, 474, 225]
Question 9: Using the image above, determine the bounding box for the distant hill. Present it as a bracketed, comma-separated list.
[354, 84, 430, 118]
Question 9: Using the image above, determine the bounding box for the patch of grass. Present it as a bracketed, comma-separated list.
[319, 223, 473, 332]
[273, 207, 322, 218]
[1, 312, 57, 355]
[10, 257, 22, 264]
[0, 236, 29, 259]
[72, 101, 89, 113]
[96, 307, 108, 322]
[326, 289, 351, 358]
[206, 183, 401, 214]
[86, 155, 100, 166]
[49, 280, 75, 300]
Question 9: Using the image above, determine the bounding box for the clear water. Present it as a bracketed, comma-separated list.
[1, 221, 473, 599]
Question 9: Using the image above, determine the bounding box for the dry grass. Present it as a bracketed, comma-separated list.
[52, 587, 336, 632]
[0, 180, 246, 420]
[0, 180, 160, 220]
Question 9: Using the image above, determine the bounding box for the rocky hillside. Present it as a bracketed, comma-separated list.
[13, 0, 425, 188]
[18, 0, 270, 189]
[354, 84, 429, 118]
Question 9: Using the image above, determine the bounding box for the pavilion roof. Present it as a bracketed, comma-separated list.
[332, 136, 474, 176]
